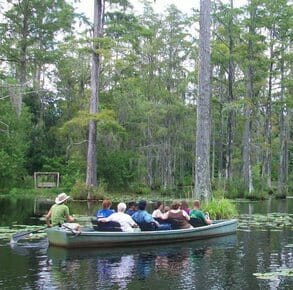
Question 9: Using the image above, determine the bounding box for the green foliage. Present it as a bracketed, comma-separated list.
[99, 149, 137, 190]
[41, 157, 65, 173]
[7, 187, 61, 197]
[69, 180, 106, 200]
[129, 183, 151, 195]
[212, 188, 226, 199]
[61, 153, 86, 189]
[0, 0, 291, 200]
[244, 190, 268, 200]
[160, 187, 179, 197]
[213, 179, 245, 199]
[203, 199, 238, 220]
[20, 175, 35, 189]
[60, 109, 123, 135]
[0, 102, 31, 190]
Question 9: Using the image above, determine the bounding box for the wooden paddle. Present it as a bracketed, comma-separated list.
[10, 226, 47, 244]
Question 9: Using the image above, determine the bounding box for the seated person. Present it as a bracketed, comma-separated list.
[96, 199, 115, 218]
[164, 201, 193, 229]
[152, 201, 165, 219]
[180, 200, 190, 215]
[164, 206, 170, 213]
[45, 192, 80, 233]
[132, 200, 164, 231]
[125, 201, 137, 216]
[98, 202, 139, 232]
[189, 200, 212, 225]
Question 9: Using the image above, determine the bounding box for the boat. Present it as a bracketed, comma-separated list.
[47, 234, 237, 262]
[46, 219, 238, 248]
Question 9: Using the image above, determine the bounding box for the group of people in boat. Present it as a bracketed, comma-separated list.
[96, 198, 212, 232]
[45, 192, 212, 233]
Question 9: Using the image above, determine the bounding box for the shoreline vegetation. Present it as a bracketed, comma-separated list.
[0, 198, 292, 243]
[2, 186, 291, 220]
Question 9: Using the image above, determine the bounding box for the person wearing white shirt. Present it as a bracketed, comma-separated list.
[98, 202, 139, 232]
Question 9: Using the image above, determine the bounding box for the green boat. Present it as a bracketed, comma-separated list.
[46, 219, 238, 248]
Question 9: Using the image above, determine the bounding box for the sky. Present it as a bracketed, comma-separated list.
[76, 0, 248, 20]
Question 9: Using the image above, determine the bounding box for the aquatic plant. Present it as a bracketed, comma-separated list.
[253, 268, 293, 280]
[203, 198, 238, 219]
[238, 213, 293, 231]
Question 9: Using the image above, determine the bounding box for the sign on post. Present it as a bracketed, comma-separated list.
[34, 172, 60, 188]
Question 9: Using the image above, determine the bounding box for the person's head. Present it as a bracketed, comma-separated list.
[155, 201, 163, 210]
[117, 202, 127, 213]
[193, 200, 200, 208]
[55, 193, 70, 205]
[102, 199, 112, 209]
[171, 201, 181, 210]
[128, 201, 137, 209]
[138, 200, 147, 210]
[164, 206, 170, 213]
[180, 200, 189, 210]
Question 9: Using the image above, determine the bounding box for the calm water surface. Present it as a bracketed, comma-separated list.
[0, 198, 292, 290]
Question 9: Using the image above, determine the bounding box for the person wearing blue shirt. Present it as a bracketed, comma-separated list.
[125, 201, 137, 216]
[132, 200, 173, 230]
[96, 199, 115, 218]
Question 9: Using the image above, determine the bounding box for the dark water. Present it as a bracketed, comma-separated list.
[0, 197, 292, 290]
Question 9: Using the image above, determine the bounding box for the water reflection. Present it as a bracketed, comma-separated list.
[154, 249, 190, 277]
[97, 255, 135, 288]
[5, 229, 293, 290]
[9, 238, 48, 256]
[44, 235, 237, 289]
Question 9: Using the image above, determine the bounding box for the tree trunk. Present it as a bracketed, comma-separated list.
[277, 57, 288, 196]
[15, 0, 31, 116]
[242, 109, 254, 194]
[226, 0, 235, 180]
[211, 125, 215, 182]
[86, 0, 105, 198]
[218, 88, 224, 183]
[194, 0, 212, 202]
[262, 28, 274, 190]
[242, 4, 256, 195]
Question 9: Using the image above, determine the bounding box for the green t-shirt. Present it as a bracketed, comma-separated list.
[189, 209, 206, 223]
[50, 204, 70, 226]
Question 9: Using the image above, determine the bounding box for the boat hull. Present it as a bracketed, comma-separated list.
[46, 219, 238, 248]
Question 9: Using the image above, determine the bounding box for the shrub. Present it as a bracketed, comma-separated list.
[203, 198, 238, 220]
[69, 180, 106, 200]
[225, 179, 245, 199]
[98, 150, 136, 190]
[61, 153, 86, 189]
[244, 190, 268, 200]
[129, 183, 151, 195]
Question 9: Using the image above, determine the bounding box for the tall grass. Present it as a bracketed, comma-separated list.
[203, 198, 238, 219]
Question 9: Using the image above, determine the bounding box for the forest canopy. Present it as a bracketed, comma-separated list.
[0, 0, 292, 199]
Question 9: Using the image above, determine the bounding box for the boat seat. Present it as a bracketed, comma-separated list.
[157, 218, 202, 229]
[91, 219, 122, 232]
[189, 217, 205, 227]
[155, 218, 181, 230]
[137, 221, 158, 231]
[154, 218, 172, 230]
[137, 220, 172, 231]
